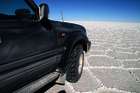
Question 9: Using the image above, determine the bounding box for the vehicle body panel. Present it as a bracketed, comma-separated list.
[0, 15, 65, 92]
[0, 0, 91, 92]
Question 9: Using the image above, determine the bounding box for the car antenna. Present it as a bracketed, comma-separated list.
[61, 11, 64, 22]
[41, 0, 45, 3]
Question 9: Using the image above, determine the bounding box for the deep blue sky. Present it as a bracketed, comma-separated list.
[0, 0, 140, 22]
[35, 0, 140, 22]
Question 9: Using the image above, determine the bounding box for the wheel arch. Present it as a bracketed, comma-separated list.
[69, 36, 90, 53]
[72, 39, 87, 52]
[59, 32, 91, 72]
[65, 34, 90, 59]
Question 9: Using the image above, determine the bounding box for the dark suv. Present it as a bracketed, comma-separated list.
[0, 0, 91, 93]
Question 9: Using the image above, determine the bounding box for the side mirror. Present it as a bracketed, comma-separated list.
[39, 3, 49, 20]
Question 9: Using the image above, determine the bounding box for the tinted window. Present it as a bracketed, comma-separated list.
[0, 0, 34, 15]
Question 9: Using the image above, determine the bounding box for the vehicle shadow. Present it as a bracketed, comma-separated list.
[58, 90, 66, 93]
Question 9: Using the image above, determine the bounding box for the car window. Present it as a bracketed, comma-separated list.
[0, 0, 34, 15]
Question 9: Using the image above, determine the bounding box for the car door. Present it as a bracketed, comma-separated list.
[0, 15, 64, 92]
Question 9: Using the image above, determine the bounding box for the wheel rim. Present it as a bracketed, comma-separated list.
[78, 53, 84, 74]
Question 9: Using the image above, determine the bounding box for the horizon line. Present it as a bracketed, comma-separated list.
[64, 20, 140, 24]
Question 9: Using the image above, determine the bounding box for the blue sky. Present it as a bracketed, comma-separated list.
[35, 0, 140, 22]
[0, 0, 140, 22]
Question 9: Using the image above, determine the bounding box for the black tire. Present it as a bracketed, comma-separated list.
[66, 45, 84, 83]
